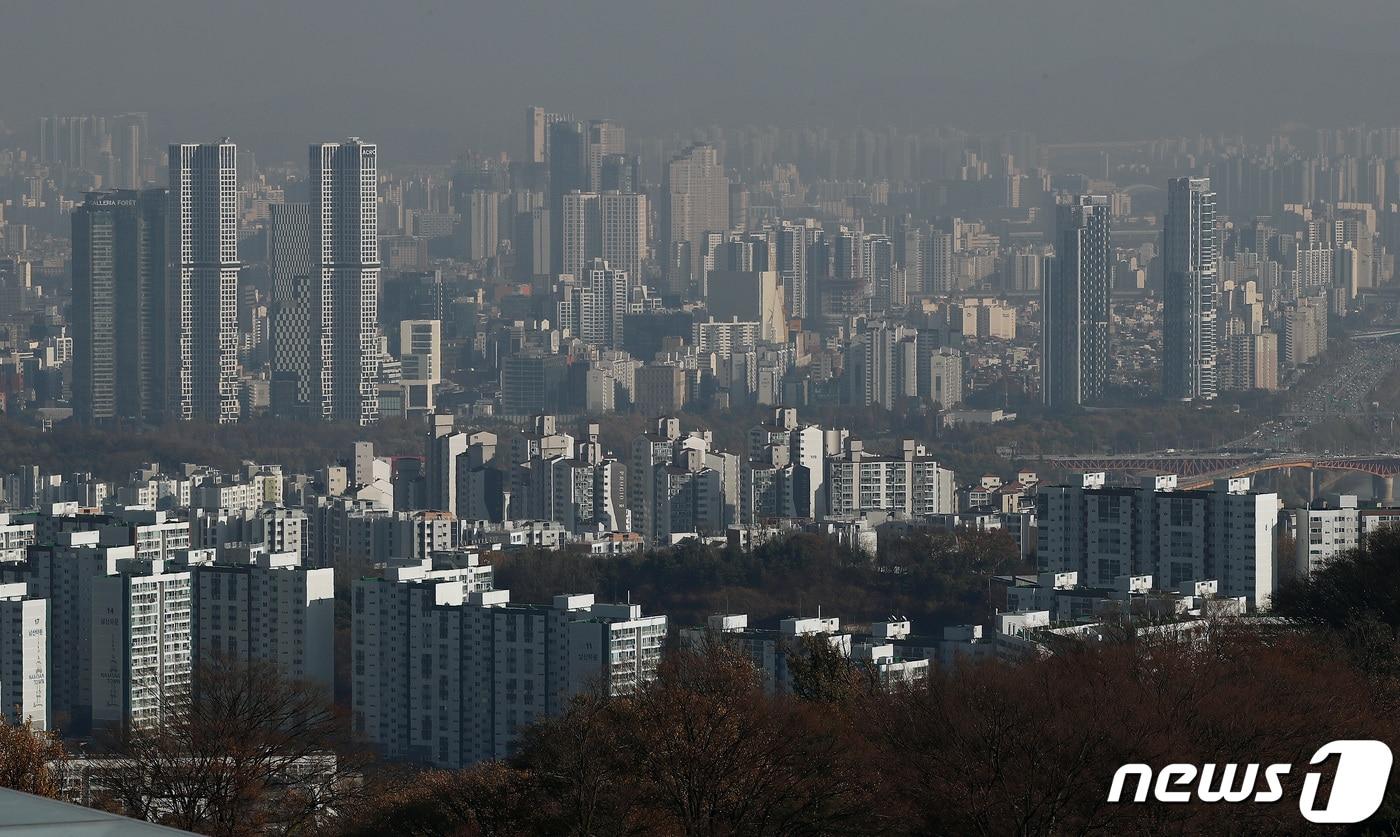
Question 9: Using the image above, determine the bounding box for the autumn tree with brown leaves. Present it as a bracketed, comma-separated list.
[0, 717, 66, 798]
[95, 660, 362, 837]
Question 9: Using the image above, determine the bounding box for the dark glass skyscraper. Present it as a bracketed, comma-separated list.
[72, 189, 167, 423]
[547, 120, 586, 274]
[1042, 195, 1111, 408]
[1163, 176, 1219, 401]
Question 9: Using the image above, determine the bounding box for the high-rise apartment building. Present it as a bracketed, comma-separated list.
[585, 119, 625, 192]
[169, 141, 240, 423]
[665, 144, 729, 281]
[560, 192, 646, 285]
[825, 440, 956, 519]
[600, 191, 647, 282]
[90, 560, 193, 733]
[1163, 177, 1219, 401]
[556, 259, 630, 349]
[1037, 474, 1276, 607]
[463, 190, 501, 263]
[0, 582, 48, 729]
[72, 189, 167, 423]
[186, 549, 335, 703]
[269, 202, 313, 416]
[352, 557, 664, 769]
[548, 121, 587, 275]
[310, 140, 381, 425]
[919, 230, 954, 295]
[1042, 195, 1111, 408]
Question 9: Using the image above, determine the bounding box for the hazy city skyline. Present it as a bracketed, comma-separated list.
[4, 4, 1400, 832]
[9, 0, 1400, 160]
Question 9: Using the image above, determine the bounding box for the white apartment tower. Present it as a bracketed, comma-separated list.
[169, 141, 240, 423]
[560, 192, 647, 282]
[311, 140, 381, 425]
[353, 573, 664, 769]
[187, 550, 335, 703]
[90, 560, 193, 732]
[0, 582, 48, 729]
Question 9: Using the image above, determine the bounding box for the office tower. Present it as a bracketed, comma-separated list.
[868, 235, 896, 308]
[463, 190, 501, 263]
[586, 119, 625, 191]
[548, 121, 587, 274]
[169, 141, 241, 423]
[524, 106, 572, 165]
[1163, 177, 1219, 401]
[833, 231, 863, 281]
[0, 582, 48, 729]
[311, 139, 381, 425]
[269, 202, 313, 416]
[1042, 195, 1111, 408]
[511, 207, 551, 280]
[705, 269, 786, 343]
[665, 144, 729, 281]
[600, 153, 641, 192]
[500, 353, 568, 416]
[72, 189, 167, 423]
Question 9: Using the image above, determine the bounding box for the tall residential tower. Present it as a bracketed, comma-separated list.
[72, 189, 168, 423]
[310, 140, 381, 425]
[1042, 195, 1111, 408]
[169, 141, 240, 423]
[1163, 177, 1219, 401]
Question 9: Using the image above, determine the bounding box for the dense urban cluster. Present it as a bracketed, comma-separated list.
[0, 106, 1399, 833]
[1, 117, 1398, 428]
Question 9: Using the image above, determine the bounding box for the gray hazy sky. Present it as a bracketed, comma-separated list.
[6, 0, 1400, 162]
